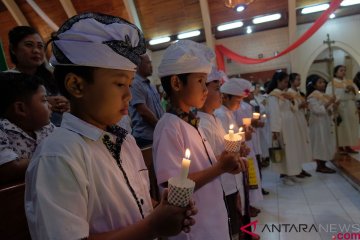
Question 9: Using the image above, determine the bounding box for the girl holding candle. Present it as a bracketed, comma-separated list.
[326, 65, 360, 154]
[288, 73, 313, 178]
[306, 75, 337, 173]
[198, 68, 248, 240]
[267, 71, 304, 186]
[153, 40, 244, 240]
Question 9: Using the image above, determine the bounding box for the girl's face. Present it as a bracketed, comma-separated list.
[204, 80, 222, 111]
[335, 66, 346, 79]
[314, 78, 326, 92]
[13, 33, 45, 68]
[292, 75, 301, 88]
[277, 77, 289, 90]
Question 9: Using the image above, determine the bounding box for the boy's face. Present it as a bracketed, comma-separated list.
[204, 80, 222, 110]
[179, 73, 208, 109]
[223, 94, 243, 111]
[75, 68, 134, 130]
[25, 85, 51, 129]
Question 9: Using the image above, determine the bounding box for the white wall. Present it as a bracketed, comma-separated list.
[149, 14, 360, 87]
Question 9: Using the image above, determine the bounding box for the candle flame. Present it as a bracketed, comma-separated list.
[229, 124, 234, 130]
[239, 127, 243, 131]
[185, 148, 191, 159]
[262, 114, 267, 118]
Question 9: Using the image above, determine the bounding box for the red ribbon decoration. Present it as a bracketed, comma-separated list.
[216, 0, 343, 70]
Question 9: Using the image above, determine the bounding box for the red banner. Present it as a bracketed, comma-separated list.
[216, 0, 342, 70]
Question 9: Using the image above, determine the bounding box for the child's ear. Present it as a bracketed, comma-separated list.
[64, 73, 85, 98]
[170, 75, 182, 92]
[13, 101, 28, 117]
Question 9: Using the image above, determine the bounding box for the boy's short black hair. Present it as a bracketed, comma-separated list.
[53, 65, 95, 99]
[160, 73, 190, 98]
[0, 72, 43, 117]
[222, 93, 234, 100]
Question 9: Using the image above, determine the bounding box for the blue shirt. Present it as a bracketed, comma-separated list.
[129, 74, 164, 141]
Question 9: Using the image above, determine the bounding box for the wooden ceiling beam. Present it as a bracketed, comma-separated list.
[59, 0, 77, 18]
[2, 0, 29, 25]
[199, 0, 215, 50]
[25, 0, 59, 31]
[123, 0, 142, 31]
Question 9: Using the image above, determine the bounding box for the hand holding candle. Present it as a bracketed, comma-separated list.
[224, 124, 242, 152]
[252, 112, 260, 120]
[167, 148, 195, 207]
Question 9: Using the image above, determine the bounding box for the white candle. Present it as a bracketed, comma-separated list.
[181, 148, 191, 181]
[243, 118, 251, 127]
[238, 127, 245, 142]
[253, 112, 260, 120]
[229, 124, 234, 140]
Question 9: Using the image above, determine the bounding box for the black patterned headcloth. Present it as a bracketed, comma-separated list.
[49, 12, 146, 71]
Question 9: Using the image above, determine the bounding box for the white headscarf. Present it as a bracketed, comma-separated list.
[207, 65, 223, 83]
[49, 13, 146, 71]
[220, 78, 252, 97]
[158, 40, 214, 78]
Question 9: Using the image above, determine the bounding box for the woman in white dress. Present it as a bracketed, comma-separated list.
[287, 73, 313, 178]
[306, 74, 337, 173]
[326, 65, 360, 154]
[267, 72, 304, 185]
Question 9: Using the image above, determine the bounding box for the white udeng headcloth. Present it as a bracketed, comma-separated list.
[158, 40, 214, 77]
[49, 13, 146, 71]
[207, 65, 223, 83]
[220, 78, 252, 96]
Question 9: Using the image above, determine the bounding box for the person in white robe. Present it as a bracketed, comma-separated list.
[215, 78, 263, 218]
[154, 40, 245, 240]
[198, 68, 247, 240]
[326, 65, 360, 154]
[267, 72, 304, 186]
[251, 84, 271, 165]
[287, 73, 313, 178]
[306, 74, 337, 173]
[238, 84, 269, 196]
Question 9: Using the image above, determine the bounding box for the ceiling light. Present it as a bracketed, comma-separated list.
[252, 13, 281, 24]
[329, 13, 336, 18]
[301, 3, 329, 14]
[217, 21, 244, 31]
[246, 26, 252, 34]
[236, 5, 246, 12]
[149, 36, 171, 45]
[341, 0, 360, 6]
[177, 30, 201, 39]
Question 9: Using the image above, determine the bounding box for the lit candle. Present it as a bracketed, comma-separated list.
[229, 124, 234, 140]
[262, 114, 267, 119]
[243, 118, 251, 127]
[238, 127, 245, 142]
[253, 112, 260, 120]
[181, 148, 191, 182]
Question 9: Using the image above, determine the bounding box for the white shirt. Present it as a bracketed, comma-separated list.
[153, 113, 230, 240]
[25, 113, 153, 240]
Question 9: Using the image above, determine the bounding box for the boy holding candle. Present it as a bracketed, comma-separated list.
[25, 13, 197, 240]
[197, 67, 248, 240]
[215, 78, 263, 220]
[153, 40, 244, 240]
